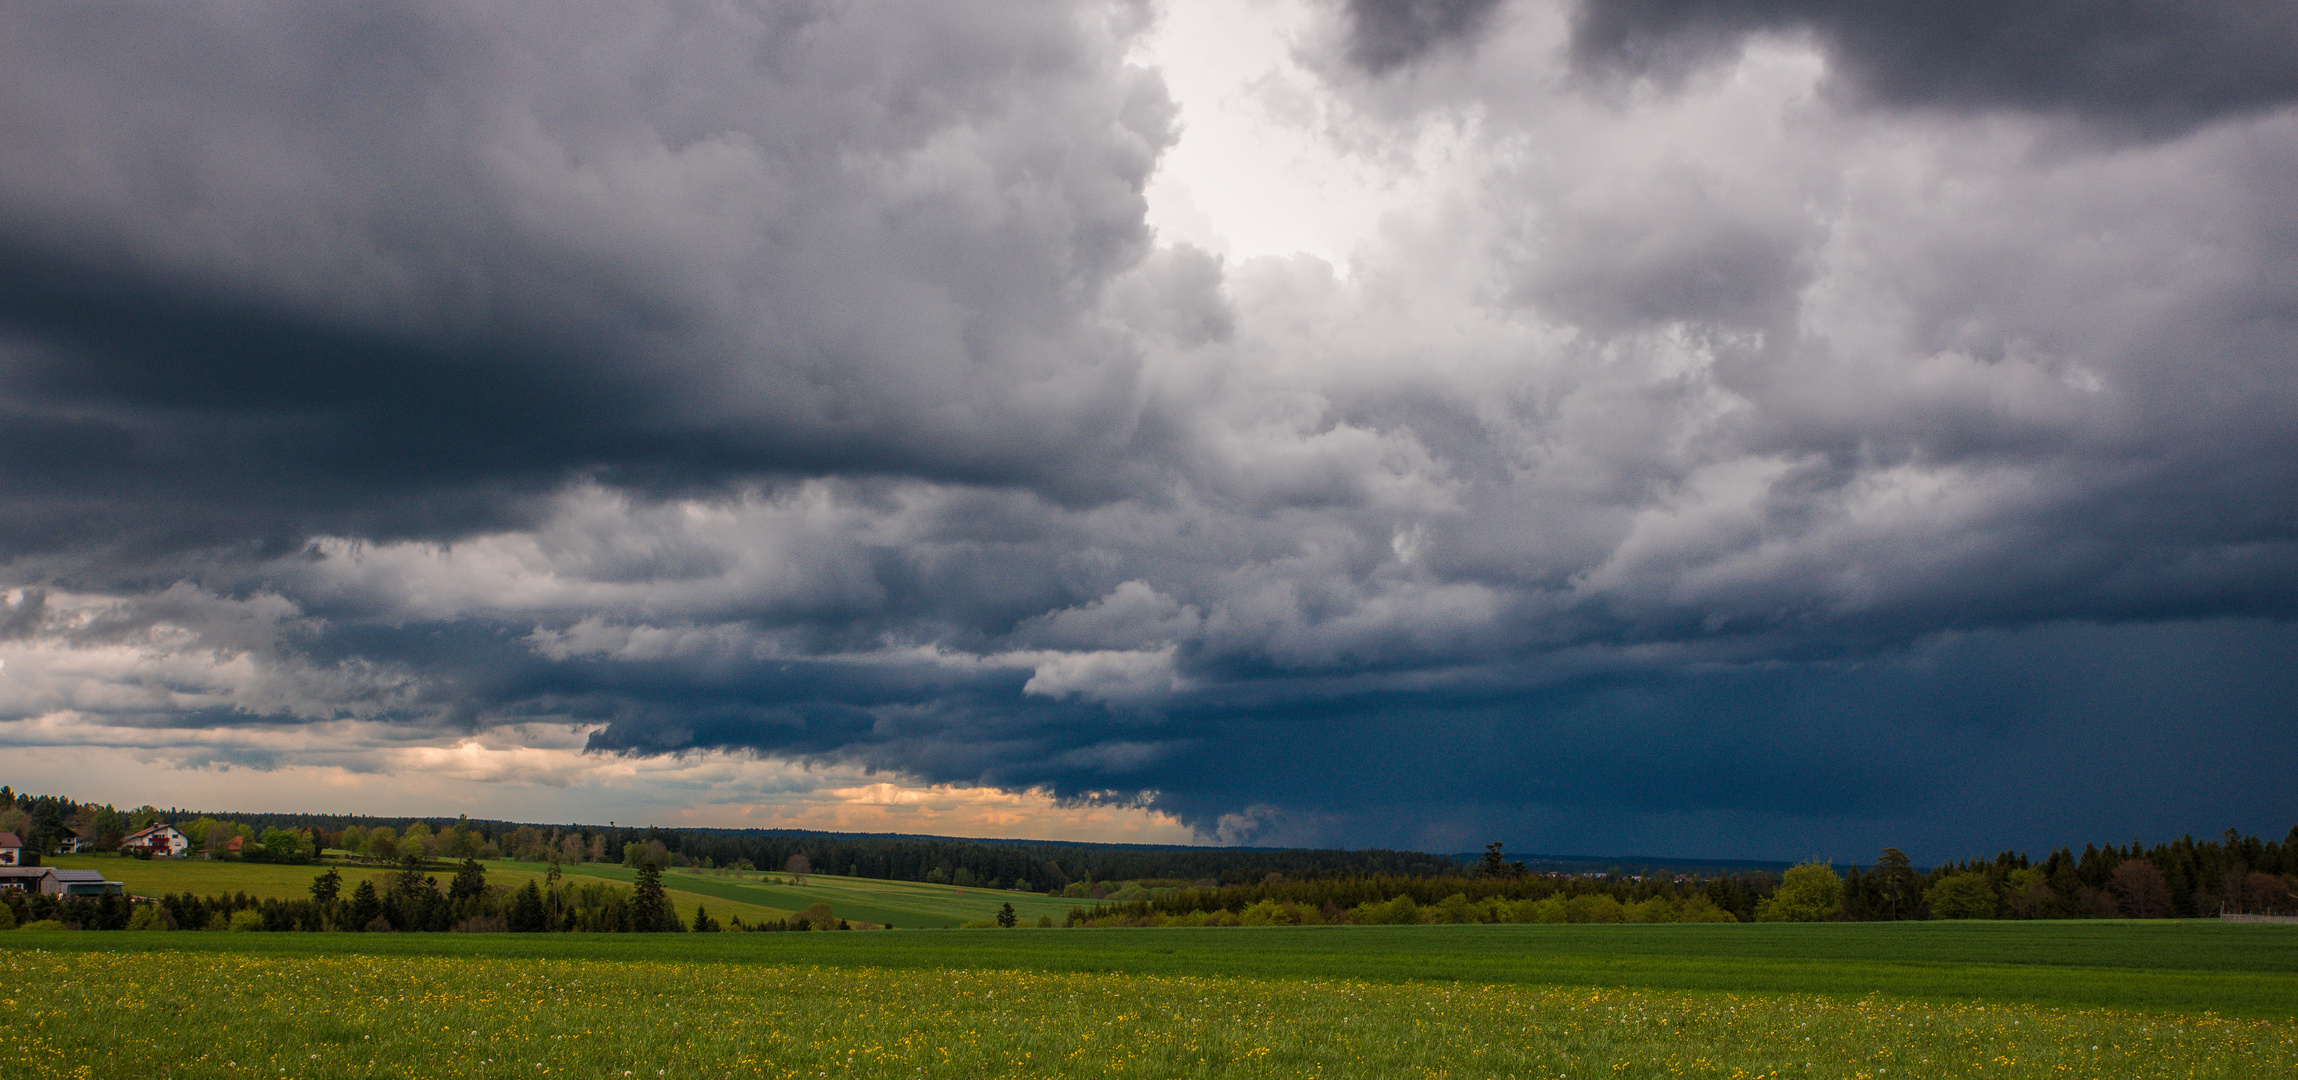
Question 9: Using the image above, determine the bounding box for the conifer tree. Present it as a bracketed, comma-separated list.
[509, 880, 546, 932]
[345, 879, 381, 930]
[631, 860, 674, 932]
[449, 858, 488, 902]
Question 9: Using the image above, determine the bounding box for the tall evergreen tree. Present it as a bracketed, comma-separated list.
[631, 861, 674, 932]
[449, 858, 488, 902]
[346, 879, 382, 930]
[508, 880, 546, 932]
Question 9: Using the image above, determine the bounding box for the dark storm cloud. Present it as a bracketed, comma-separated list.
[0, 0, 1173, 558]
[1341, 0, 1509, 73]
[4, 0, 2295, 858]
[1571, 0, 2298, 131]
[473, 615, 2298, 858]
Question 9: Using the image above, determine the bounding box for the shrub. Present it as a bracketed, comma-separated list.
[1347, 896, 1416, 925]
[1564, 894, 1627, 923]
[1237, 900, 1283, 926]
[1627, 896, 1680, 923]
[1426, 893, 1483, 924]
[1526, 896, 1569, 923]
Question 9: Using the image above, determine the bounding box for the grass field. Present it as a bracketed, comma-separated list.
[50, 856, 1079, 929]
[6, 921, 2291, 1017]
[3, 924, 2293, 1079]
[550, 862, 1086, 928]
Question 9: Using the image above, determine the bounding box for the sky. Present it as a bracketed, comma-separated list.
[1, 0, 2294, 863]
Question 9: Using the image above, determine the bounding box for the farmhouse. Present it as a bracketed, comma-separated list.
[0, 866, 54, 893]
[0, 831, 20, 866]
[120, 824, 191, 858]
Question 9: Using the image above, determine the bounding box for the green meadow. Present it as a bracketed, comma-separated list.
[538, 860, 1086, 928]
[3, 921, 2293, 1078]
[49, 856, 1073, 928]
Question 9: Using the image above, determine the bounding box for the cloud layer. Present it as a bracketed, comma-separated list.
[2, 0, 2293, 858]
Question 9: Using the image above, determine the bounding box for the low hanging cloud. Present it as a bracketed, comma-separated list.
[1, 0, 2293, 857]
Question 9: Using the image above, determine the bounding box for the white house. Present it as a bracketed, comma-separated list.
[120, 824, 191, 858]
[0, 832, 22, 866]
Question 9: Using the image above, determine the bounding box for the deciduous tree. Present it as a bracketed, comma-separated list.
[2111, 859, 2172, 918]
[1874, 848, 1919, 920]
[1923, 872, 1997, 919]
[1755, 862, 1843, 922]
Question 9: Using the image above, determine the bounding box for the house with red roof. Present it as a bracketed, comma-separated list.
[119, 824, 191, 858]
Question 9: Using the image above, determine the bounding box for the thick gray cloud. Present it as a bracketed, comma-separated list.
[2, 0, 2293, 858]
[1340, 0, 1509, 73]
[1570, 0, 2298, 132]
[0, 0, 1173, 556]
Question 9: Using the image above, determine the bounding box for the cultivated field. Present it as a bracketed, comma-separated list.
[1, 922, 2291, 1078]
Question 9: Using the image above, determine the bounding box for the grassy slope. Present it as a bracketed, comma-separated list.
[526, 861, 1081, 928]
[6, 921, 2292, 1019]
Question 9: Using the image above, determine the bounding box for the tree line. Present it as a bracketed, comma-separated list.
[1068, 830, 2298, 925]
[2, 785, 1460, 886]
[1832, 830, 2297, 921]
